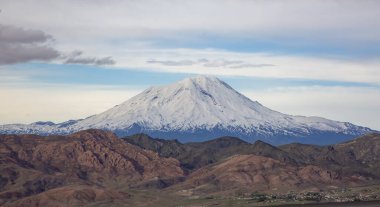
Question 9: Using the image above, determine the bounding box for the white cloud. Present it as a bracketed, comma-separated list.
[1, 0, 379, 44]
[110, 48, 380, 85]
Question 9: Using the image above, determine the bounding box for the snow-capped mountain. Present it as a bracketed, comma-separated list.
[0, 76, 373, 145]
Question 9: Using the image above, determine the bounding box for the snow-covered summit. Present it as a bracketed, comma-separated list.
[0, 75, 373, 145]
[72, 75, 264, 130]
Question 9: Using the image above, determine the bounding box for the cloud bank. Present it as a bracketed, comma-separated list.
[2, 0, 379, 49]
[147, 58, 274, 69]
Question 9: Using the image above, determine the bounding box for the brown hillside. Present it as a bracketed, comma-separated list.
[0, 129, 184, 206]
[180, 154, 367, 195]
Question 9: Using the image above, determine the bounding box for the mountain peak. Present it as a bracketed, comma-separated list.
[172, 75, 232, 94]
[180, 75, 221, 85]
[183, 75, 218, 81]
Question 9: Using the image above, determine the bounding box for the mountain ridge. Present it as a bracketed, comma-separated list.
[122, 133, 299, 171]
[124, 132, 380, 195]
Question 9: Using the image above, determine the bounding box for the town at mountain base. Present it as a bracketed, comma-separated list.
[1, 129, 380, 207]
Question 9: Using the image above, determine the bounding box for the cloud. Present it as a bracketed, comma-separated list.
[64, 51, 115, 66]
[203, 59, 243, 67]
[117, 48, 380, 85]
[146, 59, 194, 66]
[146, 58, 273, 69]
[0, 24, 53, 43]
[229, 64, 275, 69]
[0, 24, 60, 65]
[0, 25, 116, 66]
[2, 0, 380, 53]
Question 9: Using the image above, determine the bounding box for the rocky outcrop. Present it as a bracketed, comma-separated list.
[280, 133, 380, 178]
[181, 154, 366, 195]
[123, 134, 298, 171]
[0, 129, 184, 206]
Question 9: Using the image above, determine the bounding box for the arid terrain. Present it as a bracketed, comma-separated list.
[1, 130, 380, 206]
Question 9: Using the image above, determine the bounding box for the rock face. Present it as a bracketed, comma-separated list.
[124, 133, 380, 195]
[0, 76, 373, 145]
[0, 129, 184, 206]
[123, 133, 298, 170]
[280, 133, 380, 178]
[181, 155, 347, 195]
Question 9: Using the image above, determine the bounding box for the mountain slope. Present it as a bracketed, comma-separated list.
[123, 134, 298, 170]
[0, 76, 373, 145]
[172, 134, 380, 196]
[0, 129, 184, 206]
[124, 133, 380, 180]
[280, 133, 380, 178]
[179, 154, 364, 195]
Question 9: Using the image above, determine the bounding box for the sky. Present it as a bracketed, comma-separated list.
[0, 0, 379, 130]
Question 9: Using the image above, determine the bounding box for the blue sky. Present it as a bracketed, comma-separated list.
[0, 0, 379, 129]
[3, 63, 376, 89]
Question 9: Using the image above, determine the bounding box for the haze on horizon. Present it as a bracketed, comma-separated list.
[0, 0, 379, 130]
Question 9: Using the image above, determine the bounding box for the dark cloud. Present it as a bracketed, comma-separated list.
[64, 50, 115, 66]
[0, 24, 116, 66]
[147, 58, 273, 69]
[0, 24, 60, 65]
[0, 43, 60, 65]
[0, 24, 53, 44]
